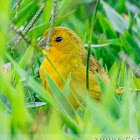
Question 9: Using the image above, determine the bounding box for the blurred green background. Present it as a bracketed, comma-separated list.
[0, 0, 140, 139]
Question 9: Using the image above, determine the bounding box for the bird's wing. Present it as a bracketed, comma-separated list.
[81, 48, 109, 82]
[79, 48, 110, 99]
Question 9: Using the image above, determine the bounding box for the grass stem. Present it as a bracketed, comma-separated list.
[86, 0, 100, 90]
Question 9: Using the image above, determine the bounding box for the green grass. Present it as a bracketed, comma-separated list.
[0, 0, 140, 139]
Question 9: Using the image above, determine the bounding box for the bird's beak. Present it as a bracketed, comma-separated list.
[37, 37, 47, 48]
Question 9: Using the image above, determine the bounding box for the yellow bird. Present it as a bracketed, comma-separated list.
[38, 26, 119, 109]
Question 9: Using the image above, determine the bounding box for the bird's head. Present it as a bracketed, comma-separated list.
[37, 26, 83, 52]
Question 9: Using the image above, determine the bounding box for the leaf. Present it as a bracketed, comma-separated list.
[101, 1, 129, 34]
[12, 1, 39, 27]
[13, 45, 34, 85]
[12, 82, 32, 128]
[118, 61, 126, 87]
[126, 1, 139, 14]
[134, 76, 140, 89]
[44, 70, 82, 133]
[43, 0, 52, 23]
[109, 61, 119, 76]
[84, 43, 111, 48]
[6, 53, 54, 106]
[65, 14, 85, 38]
[58, 0, 86, 17]
[26, 102, 46, 108]
[103, 61, 121, 119]
[120, 32, 140, 63]
[28, 10, 75, 38]
[118, 0, 125, 14]
[19, 45, 34, 68]
[62, 73, 71, 99]
[124, 31, 140, 61]
[136, 12, 140, 36]
[1, 94, 11, 113]
[98, 13, 117, 39]
[44, 69, 77, 119]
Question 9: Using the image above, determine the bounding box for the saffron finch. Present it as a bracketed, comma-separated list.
[38, 27, 120, 109]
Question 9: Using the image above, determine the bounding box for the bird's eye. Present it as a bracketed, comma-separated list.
[56, 37, 63, 42]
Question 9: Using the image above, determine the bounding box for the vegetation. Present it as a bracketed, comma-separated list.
[0, 0, 140, 139]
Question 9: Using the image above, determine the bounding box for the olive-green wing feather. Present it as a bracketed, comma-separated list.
[80, 48, 110, 99]
[81, 48, 109, 82]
